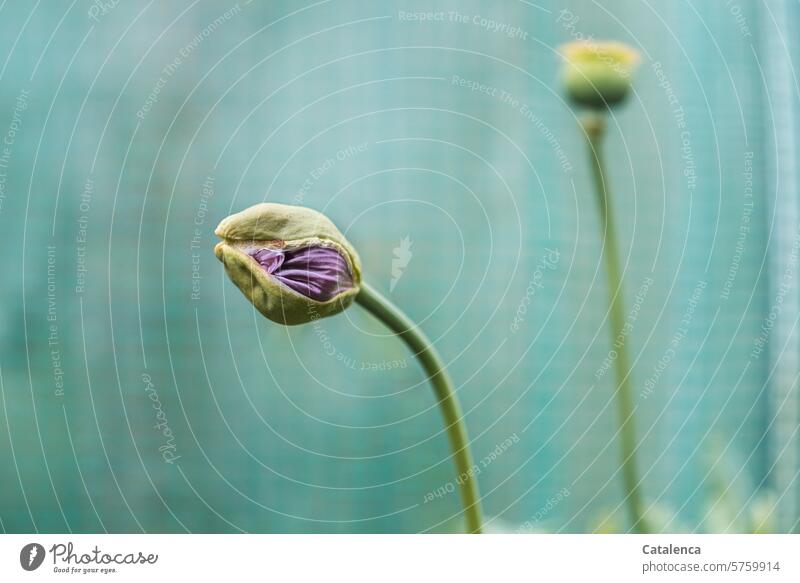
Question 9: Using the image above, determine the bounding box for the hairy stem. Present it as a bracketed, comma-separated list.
[356, 282, 482, 533]
[582, 113, 648, 533]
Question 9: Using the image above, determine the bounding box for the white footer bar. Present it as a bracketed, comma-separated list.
[1, 534, 797, 582]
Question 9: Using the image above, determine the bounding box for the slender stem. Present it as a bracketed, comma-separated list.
[582, 113, 647, 533]
[355, 282, 482, 533]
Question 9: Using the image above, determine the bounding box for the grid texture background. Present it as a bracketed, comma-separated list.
[0, 0, 796, 533]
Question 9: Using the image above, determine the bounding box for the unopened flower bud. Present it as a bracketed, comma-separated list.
[214, 203, 362, 325]
[560, 41, 641, 109]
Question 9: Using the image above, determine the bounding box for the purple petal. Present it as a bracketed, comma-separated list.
[250, 248, 285, 274]
[247, 245, 355, 301]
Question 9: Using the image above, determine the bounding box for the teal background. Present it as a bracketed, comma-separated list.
[0, 0, 798, 533]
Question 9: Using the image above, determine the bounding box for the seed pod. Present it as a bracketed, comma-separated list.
[214, 203, 362, 325]
[560, 41, 641, 109]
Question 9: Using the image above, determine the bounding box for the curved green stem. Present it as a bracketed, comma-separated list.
[356, 282, 482, 533]
[582, 113, 648, 533]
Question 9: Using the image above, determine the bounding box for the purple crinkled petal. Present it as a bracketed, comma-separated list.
[247, 245, 355, 301]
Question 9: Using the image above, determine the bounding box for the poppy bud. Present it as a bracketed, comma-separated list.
[560, 41, 641, 109]
[214, 203, 362, 325]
